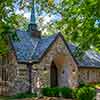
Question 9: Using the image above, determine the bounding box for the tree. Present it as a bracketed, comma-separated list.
[46, 0, 100, 52]
[0, 0, 100, 55]
[53, 0, 100, 53]
[21, 0, 100, 52]
[0, 0, 28, 55]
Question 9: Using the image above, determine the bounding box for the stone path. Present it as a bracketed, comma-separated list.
[97, 93, 100, 100]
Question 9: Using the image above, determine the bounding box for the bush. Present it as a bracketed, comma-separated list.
[60, 87, 73, 98]
[12, 92, 37, 99]
[78, 80, 86, 88]
[42, 87, 73, 98]
[42, 87, 59, 97]
[74, 86, 96, 100]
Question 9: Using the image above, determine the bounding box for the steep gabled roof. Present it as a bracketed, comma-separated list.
[11, 29, 59, 63]
[12, 30, 39, 63]
[11, 30, 100, 68]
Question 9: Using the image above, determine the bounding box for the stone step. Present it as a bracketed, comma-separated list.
[96, 93, 100, 100]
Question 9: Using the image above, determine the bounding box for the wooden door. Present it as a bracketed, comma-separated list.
[50, 61, 58, 87]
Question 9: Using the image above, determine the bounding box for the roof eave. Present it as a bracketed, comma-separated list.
[78, 65, 100, 69]
[17, 59, 40, 64]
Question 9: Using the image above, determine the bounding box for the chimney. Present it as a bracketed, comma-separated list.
[28, 1, 41, 38]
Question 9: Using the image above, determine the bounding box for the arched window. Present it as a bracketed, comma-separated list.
[0, 55, 9, 65]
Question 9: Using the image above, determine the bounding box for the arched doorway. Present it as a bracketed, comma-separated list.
[50, 61, 58, 87]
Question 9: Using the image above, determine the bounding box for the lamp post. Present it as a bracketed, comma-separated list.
[27, 0, 41, 93]
[27, 63, 32, 93]
[28, 0, 38, 93]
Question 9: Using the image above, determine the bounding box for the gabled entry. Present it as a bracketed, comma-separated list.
[50, 61, 58, 87]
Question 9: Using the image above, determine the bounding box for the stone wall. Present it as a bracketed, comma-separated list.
[0, 52, 30, 96]
[11, 64, 29, 95]
[0, 64, 17, 96]
[32, 36, 78, 90]
[78, 68, 100, 83]
[9, 52, 30, 95]
[0, 35, 79, 96]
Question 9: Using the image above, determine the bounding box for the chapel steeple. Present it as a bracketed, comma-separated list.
[28, 0, 41, 38]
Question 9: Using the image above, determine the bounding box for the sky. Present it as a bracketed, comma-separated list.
[15, 0, 61, 25]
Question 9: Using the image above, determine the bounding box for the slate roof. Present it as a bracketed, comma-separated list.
[12, 29, 58, 63]
[11, 29, 100, 68]
[68, 43, 100, 68]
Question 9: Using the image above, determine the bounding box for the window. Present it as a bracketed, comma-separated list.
[1, 67, 8, 81]
[87, 71, 89, 80]
[0, 55, 9, 65]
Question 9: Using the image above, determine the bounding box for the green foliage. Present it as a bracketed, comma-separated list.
[78, 80, 86, 88]
[33, 0, 100, 53]
[11, 92, 37, 99]
[60, 87, 73, 98]
[0, 0, 28, 55]
[42, 87, 73, 98]
[1, 0, 100, 55]
[0, 92, 37, 100]
[73, 86, 96, 100]
[42, 87, 59, 97]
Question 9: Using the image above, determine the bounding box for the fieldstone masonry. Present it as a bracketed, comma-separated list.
[0, 36, 78, 95]
[32, 36, 78, 89]
[79, 68, 100, 83]
[0, 36, 100, 96]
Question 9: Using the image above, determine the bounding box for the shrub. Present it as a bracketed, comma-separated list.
[42, 87, 73, 98]
[60, 87, 73, 98]
[42, 87, 59, 97]
[42, 87, 50, 96]
[78, 80, 86, 88]
[12, 92, 37, 99]
[73, 88, 79, 99]
[74, 86, 96, 100]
